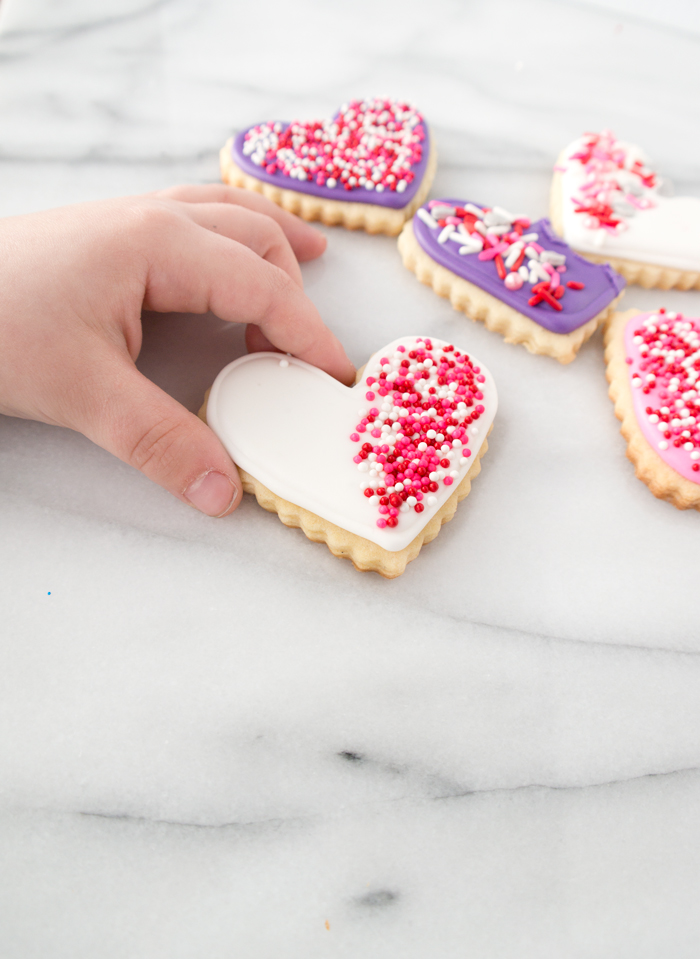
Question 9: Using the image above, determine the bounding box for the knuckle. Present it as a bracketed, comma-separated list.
[261, 263, 297, 312]
[128, 414, 189, 477]
[127, 199, 182, 240]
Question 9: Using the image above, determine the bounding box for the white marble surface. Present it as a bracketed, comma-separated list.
[2, 1, 700, 956]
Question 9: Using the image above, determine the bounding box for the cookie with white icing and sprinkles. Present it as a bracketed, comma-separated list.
[199, 336, 497, 578]
[605, 309, 700, 510]
[551, 131, 700, 290]
[398, 199, 625, 364]
[220, 98, 436, 236]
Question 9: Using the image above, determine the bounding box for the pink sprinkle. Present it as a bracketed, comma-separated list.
[444, 476, 453, 486]
[376, 519, 387, 528]
[366, 391, 375, 401]
[350, 433, 360, 442]
[371, 429, 382, 438]
[353, 455, 362, 464]
[478, 243, 507, 261]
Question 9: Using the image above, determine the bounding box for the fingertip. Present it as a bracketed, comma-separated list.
[184, 468, 242, 517]
[245, 323, 283, 355]
[296, 225, 327, 262]
[338, 356, 357, 386]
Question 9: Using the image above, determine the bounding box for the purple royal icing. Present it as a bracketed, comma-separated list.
[231, 122, 431, 210]
[413, 199, 626, 334]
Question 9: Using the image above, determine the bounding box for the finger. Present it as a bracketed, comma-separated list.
[73, 348, 242, 517]
[245, 324, 282, 355]
[155, 183, 327, 262]
[141, 215, 355, 385]
[178, 202, 303, 286]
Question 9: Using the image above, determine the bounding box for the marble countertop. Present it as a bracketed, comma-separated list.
[2, 1, 700, 955]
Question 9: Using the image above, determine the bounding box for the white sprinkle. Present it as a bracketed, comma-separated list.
[430, 205, 456, 218]
[416, 207, 438, 229]
[438, 225, 455, 244]
[279, 359, 289, 368]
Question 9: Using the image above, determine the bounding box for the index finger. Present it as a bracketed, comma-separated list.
[141, 213, 355, 385]
[154, 183, 327, 263]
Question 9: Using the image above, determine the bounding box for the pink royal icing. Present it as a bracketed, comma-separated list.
[624, 311, 700, 484]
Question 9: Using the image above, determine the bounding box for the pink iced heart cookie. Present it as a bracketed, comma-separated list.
[201, 336, 497, 577]
[551, 131, 700, 290]
[220, 98, 436, 236]
[605, 308, 700, 510]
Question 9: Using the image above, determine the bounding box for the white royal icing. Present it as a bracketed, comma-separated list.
[559, 135, 700, 273]
[206, 336, 497, 552]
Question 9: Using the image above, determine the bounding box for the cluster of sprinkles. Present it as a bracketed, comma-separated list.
[416, 201, 585, 311]
[349, 339, 487, 530]
[628, 311, 700, 473]
[559, 130, 657, 233]
[241, 97, 424, 193]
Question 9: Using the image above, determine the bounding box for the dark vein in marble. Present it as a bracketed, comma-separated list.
[68, 764, 700, 832]
[77, 808, 298, 831]
[432, 763, 700, 804]
[354, 889, 399, 908]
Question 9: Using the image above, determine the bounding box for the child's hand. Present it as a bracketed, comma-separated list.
[0, 185, 354, 517]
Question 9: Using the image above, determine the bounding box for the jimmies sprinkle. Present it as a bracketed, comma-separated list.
[563, 130, 657, 233]
[417, 200, 585, 310]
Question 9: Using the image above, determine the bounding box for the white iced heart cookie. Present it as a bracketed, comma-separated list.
[550, 131, 700, 290]
[202, 336, 497, 577]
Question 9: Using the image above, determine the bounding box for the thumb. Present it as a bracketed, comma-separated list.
[77, 352, 242, 517]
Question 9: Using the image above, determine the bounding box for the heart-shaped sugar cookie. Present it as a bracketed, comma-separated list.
[605, 308, 700, 509]
[204, 336, 497, 575]
[400, 198, 624, 363]
[220, 98, 436, 235]
[551, 131, 700, 290]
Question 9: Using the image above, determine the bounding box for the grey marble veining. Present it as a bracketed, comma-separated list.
[2, 1, 700, 956]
